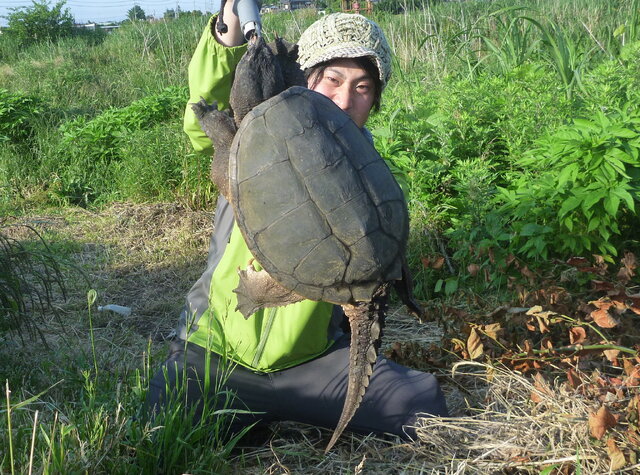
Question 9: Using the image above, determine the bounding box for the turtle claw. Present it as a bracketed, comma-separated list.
[234, 260, 305, 318]
[234, 260, 264, 318]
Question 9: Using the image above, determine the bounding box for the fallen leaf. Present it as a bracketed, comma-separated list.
[481, 322, 502, 340]
[623, 364, 640, 387]
[604, 349, 621, 363]
[606, 438, 626, 470]
[617, 266, 634, 283]
[523, 339, 534, 355]
[531, 372, 553, 403]
[467, 263, 480, 276]
[536, 315, 550, 333]
[420, 256, 431, 268]
[589, 300, 620, 328]
[627, 428, 640, 446]
[569, 327, 587, 345]
[432, 256, 445, 270]
[567, 256, 590, 267]
[520, 265, 535, 285]
[591, 280, 615, 292]
[589, 405, 617, 439]
[621, 250, 637, 269]
[623, 358, 635, 376]
[594, 255, 609, 273]
[566, 368, 583, 389]
[467, 328, 484, 360]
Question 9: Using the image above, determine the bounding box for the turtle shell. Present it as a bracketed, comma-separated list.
[229, 86, 408, 304]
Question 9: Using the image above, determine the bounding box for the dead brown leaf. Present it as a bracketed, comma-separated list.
[467, 263, 480, 276]
[520, 265, 535, 285]
[589, 300, 620, 328]
[467, 327, 484, 360]
[569, 327, 587, 345]
[589, 405, 617, 439]
[567, 256, 590, 267]
[432, 256, 445, 270]
[531, 372, 553, 403]
[603, 348, 621, 363]
[591, 280, 616, 292]
[566, 368, 583, 390]
[480, 322, 502, 341]
[606, 438, 626, 470]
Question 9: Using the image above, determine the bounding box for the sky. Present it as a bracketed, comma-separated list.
[1, 1, 221, 26]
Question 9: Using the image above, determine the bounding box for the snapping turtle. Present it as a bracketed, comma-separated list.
[192, 36, 422, 453]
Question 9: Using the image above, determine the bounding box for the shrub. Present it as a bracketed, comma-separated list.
[55, 86, 187, 205]
[3, 0, 74, 46]
[499, 104, 640, 260]
[0, 89, 42, 144]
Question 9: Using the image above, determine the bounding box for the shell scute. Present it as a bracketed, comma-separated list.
[286, 125, 343, 177]
[326, 193, 380, 246]
[238, 161, 308, 233]
[254, 200, 331, 276]
[293, 235, 349, 287]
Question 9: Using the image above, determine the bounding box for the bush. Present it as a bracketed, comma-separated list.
[0, 89, 42, 144]
[55, 86, 188, 205]
[3, 0, 74, 46]
[499, 104, 640, 260]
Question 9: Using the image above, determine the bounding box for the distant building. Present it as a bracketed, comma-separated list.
[76, 22, 120, 33]
[280, 0, 312, 10]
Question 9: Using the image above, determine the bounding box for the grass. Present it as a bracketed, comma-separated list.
[2, 0, 640, 472]
[2, 204, 638, 473]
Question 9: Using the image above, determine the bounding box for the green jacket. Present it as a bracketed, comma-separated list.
[183, 17, 337, 372]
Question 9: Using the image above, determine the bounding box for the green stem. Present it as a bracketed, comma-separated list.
[6, 381, 14, 475]
[506, 343, 637, 359]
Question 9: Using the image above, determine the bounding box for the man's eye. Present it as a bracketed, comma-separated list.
[324, 75, 339, 84]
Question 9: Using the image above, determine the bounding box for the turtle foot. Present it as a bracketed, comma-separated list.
[234, 260, 305, 318]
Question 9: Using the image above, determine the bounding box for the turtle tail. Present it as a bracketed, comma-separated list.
[325, 285, 388, 453]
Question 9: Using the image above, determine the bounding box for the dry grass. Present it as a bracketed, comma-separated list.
[3, 203, 638, 474]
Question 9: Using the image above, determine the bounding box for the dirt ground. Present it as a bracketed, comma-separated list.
[3, 202, 639, 474]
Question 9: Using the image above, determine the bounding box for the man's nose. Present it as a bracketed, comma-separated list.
[333, 87, 353, 111]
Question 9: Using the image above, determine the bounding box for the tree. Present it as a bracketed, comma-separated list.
[163, 8, 176, 20]
[4, 0, 74, 45]
[127, 5, 147, 21]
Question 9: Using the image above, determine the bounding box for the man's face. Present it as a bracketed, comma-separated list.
[308, 58, 376, 128]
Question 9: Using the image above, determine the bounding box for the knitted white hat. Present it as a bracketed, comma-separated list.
[297, 13, 393, 89]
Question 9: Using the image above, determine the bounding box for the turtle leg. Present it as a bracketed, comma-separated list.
[325, 284, 389, 453]
[191, 98, 236, 200]
[233, 260, 305, 318]
[394, 255, 426, 322]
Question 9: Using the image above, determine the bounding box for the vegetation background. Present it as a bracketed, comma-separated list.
[1, 0, 640, 472]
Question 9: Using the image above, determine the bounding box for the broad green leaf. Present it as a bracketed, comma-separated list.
[587, 216, 600, 233]
[434, 279, 444, 293]
[559, 195, 581, 218]
[520, 223, 546, 236]
[582, 190, 605, 210]
[608, 126, 637, 138]
[604, 194, 621, 216]
[556, 162, 579, 188]
[563, 216, 574, 232]
[445, 278, 459, 295]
